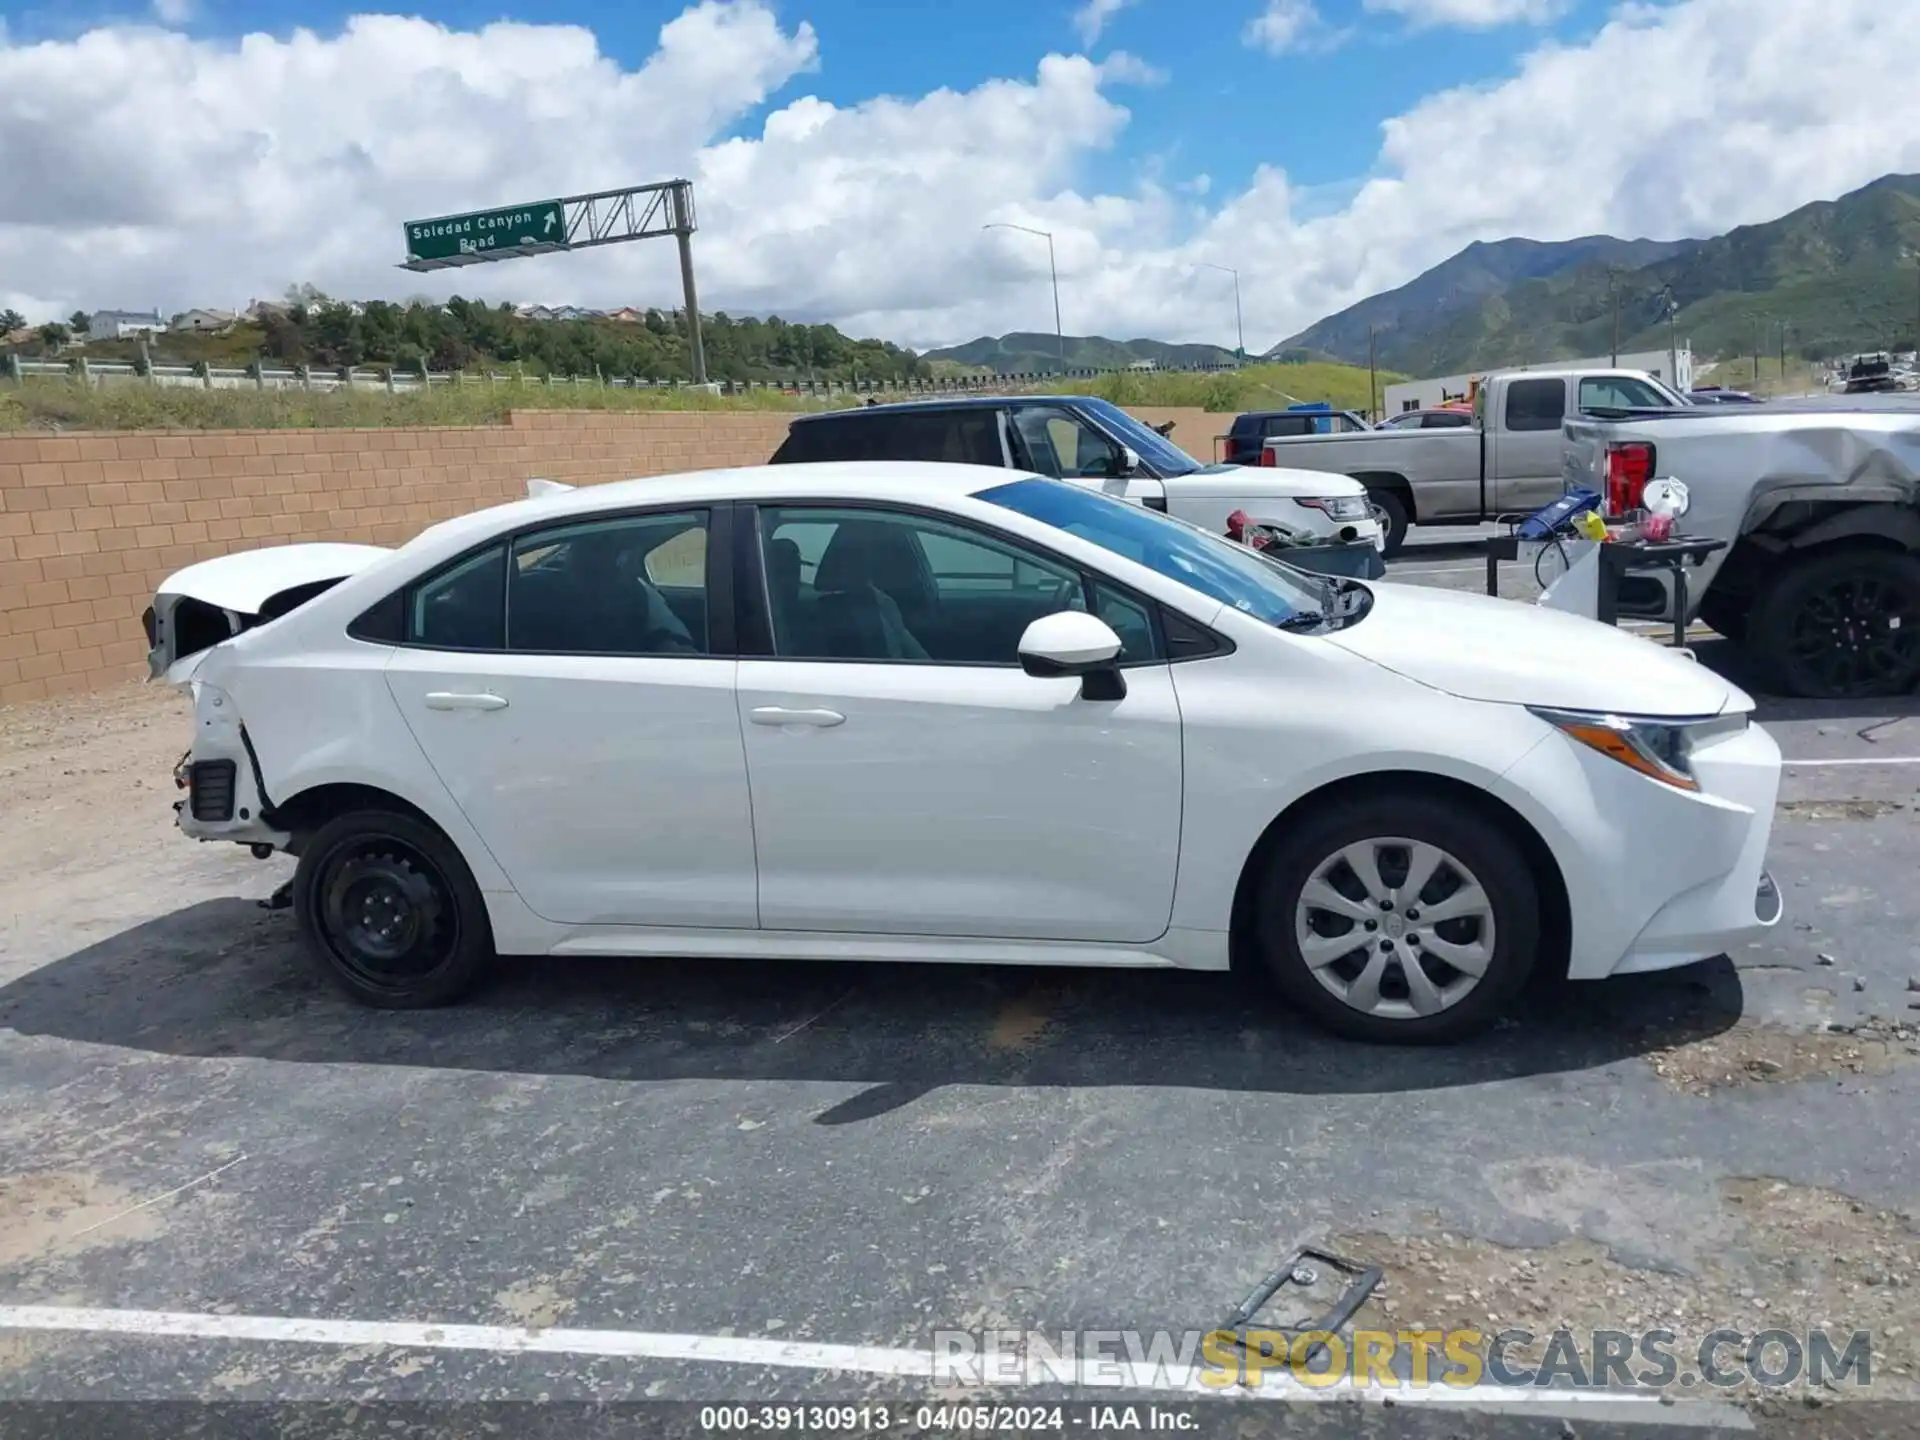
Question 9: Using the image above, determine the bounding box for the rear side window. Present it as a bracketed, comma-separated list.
[770, 411, 1004, 466]
[1504, 379, 1567, 432]
[409, 545, 506, 649]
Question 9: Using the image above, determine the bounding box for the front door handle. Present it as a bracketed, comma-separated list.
[424, 691, 509, 712]
[749, 706, 845, 728]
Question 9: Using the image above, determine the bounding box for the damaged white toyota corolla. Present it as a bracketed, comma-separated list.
[149, 463, 1783, 1043]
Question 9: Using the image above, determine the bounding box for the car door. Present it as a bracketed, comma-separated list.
[736, 502, 1183, 942]
[1008, 405, 1171, 514]
[383, 505, 759, 929]
[1490, 376, 1570, 515]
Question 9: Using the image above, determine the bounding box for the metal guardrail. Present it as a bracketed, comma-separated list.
[1, 353, 1243, 397]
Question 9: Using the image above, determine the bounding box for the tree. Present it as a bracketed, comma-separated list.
[37, 322, 70, 351]
[0, 308, 25, 335]
[68, 310, 91, 334]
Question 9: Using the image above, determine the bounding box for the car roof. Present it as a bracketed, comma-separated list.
[405, 461, 1026, 552]
[785, 395, 1100, 424]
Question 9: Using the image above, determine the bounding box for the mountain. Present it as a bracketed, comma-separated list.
[1273, 235, 1699, 371]
[922, 332, 1241, 374]
[1278, 173, 1920, 376]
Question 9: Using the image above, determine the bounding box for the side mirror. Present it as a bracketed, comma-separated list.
[1018, 611, 1127, 701]
[1120, 445, 1141, 475]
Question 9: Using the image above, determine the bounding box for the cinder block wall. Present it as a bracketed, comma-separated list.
[0, 404, 1229, 706]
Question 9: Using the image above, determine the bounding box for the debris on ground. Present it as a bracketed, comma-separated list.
[1339, 1176, 1920, 1403]
[1645, 1020, 1919, 1094]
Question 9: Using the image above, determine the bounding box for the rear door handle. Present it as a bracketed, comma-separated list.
[750, 706, 845, 728]
[424, 691, 509, 712]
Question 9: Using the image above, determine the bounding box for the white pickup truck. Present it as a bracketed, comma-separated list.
[1561, 401, 1920, 698]
[1259, 368, 1686, 554]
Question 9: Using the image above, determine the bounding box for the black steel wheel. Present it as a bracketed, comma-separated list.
[1747, 548, 1920, 699]
[293, 808, 493, 1007]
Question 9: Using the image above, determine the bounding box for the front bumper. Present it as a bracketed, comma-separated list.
[1500, 717, 1783, 980]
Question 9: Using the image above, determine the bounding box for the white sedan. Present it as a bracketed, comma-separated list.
[148, 462, 1784, 1043]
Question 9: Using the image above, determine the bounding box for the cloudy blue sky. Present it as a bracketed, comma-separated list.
[2, 0, 1917, 351]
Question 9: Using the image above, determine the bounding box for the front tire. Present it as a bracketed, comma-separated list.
[1253, 793, 1539, 1044]
[292, 808, 494, 1008]
[1744, 547, 1920, 699]
[1366, 489, 1410, 558]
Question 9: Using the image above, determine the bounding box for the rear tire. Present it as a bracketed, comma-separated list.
[1744, 547, 1920, 698]
[1695, 587, 1751, 644]
[293, 808, 494, 1008]
[1252, 793, 1539, 1044]
[1367, 488, 1410, 558]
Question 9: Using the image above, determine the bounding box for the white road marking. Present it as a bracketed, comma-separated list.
[1783, 756, 1920, 767]
[0, 1304, 1750, 1421]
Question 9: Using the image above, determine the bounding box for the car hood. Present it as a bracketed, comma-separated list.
[1324, 582, 1743, 716]
[1180, 466, 1366, 498]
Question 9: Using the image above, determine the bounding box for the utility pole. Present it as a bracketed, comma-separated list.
[983, 222, 1064, 373]
[1607, 268, 1621, 366]
[1368, 325, 1379, 423]
[1657, 284, 1679, 391]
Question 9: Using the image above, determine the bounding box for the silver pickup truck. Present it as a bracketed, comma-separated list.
[1562, 402, 1920, 699]
[1261, 367, 1685, 554]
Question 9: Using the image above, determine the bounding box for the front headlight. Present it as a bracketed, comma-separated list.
[1297, 495, 1372, 520]
[1528, 707, 1748, 792]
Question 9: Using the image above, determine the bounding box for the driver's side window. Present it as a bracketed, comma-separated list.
[1011, 407, 1125, 479]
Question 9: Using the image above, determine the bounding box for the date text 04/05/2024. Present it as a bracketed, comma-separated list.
[697, 1405, 1196, 1432]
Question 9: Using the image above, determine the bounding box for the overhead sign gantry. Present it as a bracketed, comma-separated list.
[399, 179, 708, 383]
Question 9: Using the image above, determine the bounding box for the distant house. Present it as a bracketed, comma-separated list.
[516, 305, 557, 322]
[170, 308, 234, 333]
[1126, 359, 1157, 371]
[605, 307, 647, 324]
[243, 300, 287, 323]
[88, 309, 164, 340]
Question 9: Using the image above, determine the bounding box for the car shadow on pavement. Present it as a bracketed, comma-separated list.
[0, 898, 1745, 1123]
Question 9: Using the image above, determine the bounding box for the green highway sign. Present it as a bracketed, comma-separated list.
[403, 200, 567, 267]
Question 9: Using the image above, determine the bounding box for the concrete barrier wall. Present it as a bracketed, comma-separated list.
[0, 404, 1231, 706]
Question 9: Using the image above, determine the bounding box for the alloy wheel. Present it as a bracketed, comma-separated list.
[1293, 837, 1495, 1020]
[1786, 572, 1920, 698]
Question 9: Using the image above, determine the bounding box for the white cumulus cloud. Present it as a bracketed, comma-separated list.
[1242, 0, 1327, 55]
[1072, 0, 1138, 47]
[3, 0, 1919, 355]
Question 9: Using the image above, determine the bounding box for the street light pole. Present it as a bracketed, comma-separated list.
[983, 222, 1064, 373]
[1198, 263, 1244, 363]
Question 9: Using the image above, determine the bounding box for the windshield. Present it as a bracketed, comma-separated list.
[1076, 397, 1204, 476]
[1579, 375, 1685, 410]
[979, 476, 1320, 625]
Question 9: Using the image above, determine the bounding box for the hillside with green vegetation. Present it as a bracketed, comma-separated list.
[3, 295, 928, 385]
[0, 357, 1394, 432]
[1275, 235, 1697, 370]
[1281, 173, 1920, 375]
[1060, 360, 1401, 413]
[921, 332, 1241, 374]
